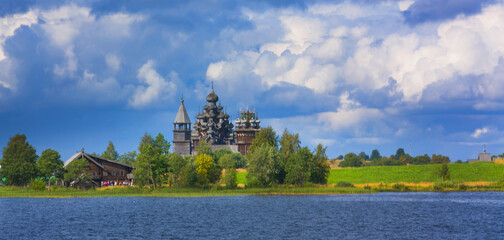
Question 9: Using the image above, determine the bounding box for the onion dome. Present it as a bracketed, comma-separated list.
[206, 89, 219, 103]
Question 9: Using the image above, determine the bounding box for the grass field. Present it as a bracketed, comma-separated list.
[0, 185, 373, 198]
[237, 162, 504, 184]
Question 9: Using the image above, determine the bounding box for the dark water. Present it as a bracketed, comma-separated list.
[1, 192, 504, 239]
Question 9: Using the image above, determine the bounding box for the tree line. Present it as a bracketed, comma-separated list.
[337, 148, 451, 167]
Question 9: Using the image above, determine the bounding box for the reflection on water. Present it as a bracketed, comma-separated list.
[1, 192, 504, 239]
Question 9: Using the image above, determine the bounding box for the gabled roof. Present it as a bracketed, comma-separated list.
[64, 151, 134, 169]
[174, 98, 191, 124]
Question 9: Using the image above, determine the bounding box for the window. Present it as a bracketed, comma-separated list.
[104, 171, 108, 176]
[112, 171, 116, 176]
[92, 172, 96, 176]
[120, 171, 124, 176]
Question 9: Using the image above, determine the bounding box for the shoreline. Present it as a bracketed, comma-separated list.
[1, 181, 503, 198]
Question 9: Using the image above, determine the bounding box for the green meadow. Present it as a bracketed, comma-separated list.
[237, 162, 504, 185]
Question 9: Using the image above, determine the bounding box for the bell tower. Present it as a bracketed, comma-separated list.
[173, 97, 192, 155]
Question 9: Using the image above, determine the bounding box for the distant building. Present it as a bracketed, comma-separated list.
[64, 149, 134, 187]
[173, 86, 260, 156]
[467, 145, 493, 163]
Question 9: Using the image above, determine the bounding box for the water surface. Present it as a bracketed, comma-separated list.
[1, 192, 503, 239]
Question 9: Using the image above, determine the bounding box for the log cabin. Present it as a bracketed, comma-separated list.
[64, 149, 134, 187]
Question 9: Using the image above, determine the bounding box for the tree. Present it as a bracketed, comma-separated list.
[213, 148, 233, 164]
[339, 153, 363, 167]
[395, 148, 406, 160]
[336, 155, 343, 160]
[432, 154, 450, 164]
[133, 133, 170, 189]
[276, 129, 301, 184]
[196, 139, 213, 156]
[101, 141, 119, 160]
[309, 144, 330, 184]
[0, 134, 37, 186]
[168, 153, 186, 187]
[195, 154, 216, 186]
[232, 153, 247, 168]
[220, 154, 237, 189]
[37, 148, 64, 190]
[179, 156, 197, 187]
[249, 126, 278, 153]
[437, 162, 450, 182]
[285, 147, 311, 186]
[358, 152, 369, 160]
[370, 149, 381, 160]
[246, 144, 279, 187]
[399, 154, 413, 164]
[118, 151, 137, 165]
[64, 158, 90, 184]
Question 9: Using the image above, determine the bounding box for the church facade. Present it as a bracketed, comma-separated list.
[173, 87, 260, 156]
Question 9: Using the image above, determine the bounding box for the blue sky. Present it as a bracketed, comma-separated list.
[1, 0, 503, 161]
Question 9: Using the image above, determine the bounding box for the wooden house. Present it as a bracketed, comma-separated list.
[64, 149, 134, 187]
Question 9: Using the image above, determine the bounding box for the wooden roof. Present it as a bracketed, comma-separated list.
[64, 151, 134, 169]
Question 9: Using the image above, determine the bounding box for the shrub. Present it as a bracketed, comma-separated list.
[30, 178, 46, 191]
[392, 183, 409, 191]
[336, 181, 354, 187]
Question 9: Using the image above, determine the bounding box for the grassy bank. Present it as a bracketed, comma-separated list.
[236, 162, 504, 185]
[328, 162, 504, 184]
[0, 185, 374, 198]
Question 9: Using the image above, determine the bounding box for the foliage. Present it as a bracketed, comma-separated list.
[249, 126, 279, 153]
[407, 155, 431, 165]
[309, 144, 330, 184]
[118, 151, 137, 165]
[432, 154, 450, 164]
[437, 162, 451, 182]
[335, 181, 354, 187]
[64, 158, 91, 183]
[395, 148, 406, 160]
[168, 153, 186, 187]
[339, 153, 363, 167]
[0, 134, 38, 186]
[224, 168, 237, 189]
[179, 158, 197, 187]
[195, 154, 218, 186]
[232, 153, 247, 168]
[101, 141, 119, 160]
[133, 133, 171, 189]
[358, 152, 369, 160]
[196, 139, 212, 156]
[285, 147, 311, 186]
[370, 149, 381, 160]
[37, 148, 64, 180]
[219, 154, 235, 170]
[246, 144, 280, 187]
[213, 148, 233, 163]
[336, 155, 343, 160]
[30, 178, 46, 191]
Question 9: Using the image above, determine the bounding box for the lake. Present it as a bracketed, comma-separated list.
[1, 192, 504, 239]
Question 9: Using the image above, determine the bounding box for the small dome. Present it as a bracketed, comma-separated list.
[206, 89, 219, 102]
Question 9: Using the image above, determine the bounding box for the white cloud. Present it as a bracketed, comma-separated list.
[0, 10, 38, 92]
[471, 127, 489, 138]
[398, 0, 415, 11]
[309, 2, 367, 20]
[105, 54, 121, 72]
[129, 60, 177, 108]
[207, 1, 504, 107]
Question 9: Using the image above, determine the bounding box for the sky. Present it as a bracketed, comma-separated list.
[1, 0, 504, 161]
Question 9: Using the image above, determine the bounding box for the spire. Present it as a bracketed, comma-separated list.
[174, 98, 191, 124]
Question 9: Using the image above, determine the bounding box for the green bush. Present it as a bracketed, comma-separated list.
[392, 183, 409, 191]
[336, 181, 354, 187]
[30, 178, 46, 191]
